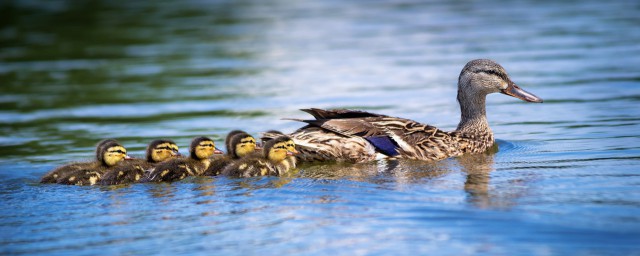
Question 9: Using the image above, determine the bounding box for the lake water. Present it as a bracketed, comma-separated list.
[2, 0, 640, 255]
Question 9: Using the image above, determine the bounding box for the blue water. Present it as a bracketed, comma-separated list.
[1, 0, 640, 255]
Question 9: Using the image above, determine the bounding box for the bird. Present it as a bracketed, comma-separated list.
[142, 136, 222, 182]
[100, 139, 180, 185]
[41, 139, 131, 185]
[266, 59, 543, 163]
[261, 130, 299, 168]
[203, 131, 259, 176]
[222, 135, 295, 178]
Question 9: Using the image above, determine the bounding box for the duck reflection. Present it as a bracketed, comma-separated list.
[298, 143, 508, 209]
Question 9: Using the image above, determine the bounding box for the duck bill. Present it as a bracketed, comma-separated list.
[213, 149, 224, 155]
[501, 82, 543, 103]
[286, 151, 295, 156]
[124, 155, 133, 160]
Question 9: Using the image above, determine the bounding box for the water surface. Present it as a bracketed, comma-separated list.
[1, 0, 640, 255]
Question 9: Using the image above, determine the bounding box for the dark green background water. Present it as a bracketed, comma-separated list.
[2, 0, 640, 254]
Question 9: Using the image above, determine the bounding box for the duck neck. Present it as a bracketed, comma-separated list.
[455, 91, 492, 136]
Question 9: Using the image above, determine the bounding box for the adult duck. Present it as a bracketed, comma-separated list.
[276, 59, 543, 163]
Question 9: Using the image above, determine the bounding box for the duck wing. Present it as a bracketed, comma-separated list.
[298, 110, 460, 160]
[300, 108, 386, 119]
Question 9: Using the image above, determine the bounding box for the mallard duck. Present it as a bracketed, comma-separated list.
[268, 59, 543, 163]
[100, 139, 180, 185]
[222, 135, 295, 178]
[261, 130, 299, 168]
[204, 131, 259, 176]
[142, 136, 222, 182]
[41, 139, 131, 185]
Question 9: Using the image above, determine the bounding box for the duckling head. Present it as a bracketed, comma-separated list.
[224, 130, 249, 154]
[458, 59, 542, 103]
[190, 136, 223, 160]
[263, 136, 295, 163]
[98, 140, 130, 167]
[284, 138, 299, 155]
[147, 139, 180, 163]
[95, 139, 119, 162]
[229, 133, 257, 158]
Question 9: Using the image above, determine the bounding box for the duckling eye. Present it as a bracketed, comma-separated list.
[274, 145, 286, 150]
[156, 146, 172, 151]
[200, 143, 214, 148]
[110, 150, 126, 154]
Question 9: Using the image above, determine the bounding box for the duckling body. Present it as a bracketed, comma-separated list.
[271, 59, 543, 163]
[100, 139, 180, 185]
[222, 136, 294, 178]
[143, 137, 221, 182]
[204, 131, 258, 176]
[44, 140, 130, 185]
[41, 139, 118, 183]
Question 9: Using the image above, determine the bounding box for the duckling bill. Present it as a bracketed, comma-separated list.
[143, 136, 222, 182]
[222, 136, 295, 178]
[41, 139, 131, 186]
[204, 131, 259, 176]
[100, 139, 180, 185]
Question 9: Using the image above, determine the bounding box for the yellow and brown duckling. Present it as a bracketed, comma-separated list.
[204, 131, 259, 176]
[41, 139, 131, 185]
[261, 130, 299, 168]
[222, 135, 295, 178]
[100, 139, 180, 185]
[143, 136, 222, 182]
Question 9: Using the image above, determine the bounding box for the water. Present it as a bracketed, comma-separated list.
[2, 0, 640, 254]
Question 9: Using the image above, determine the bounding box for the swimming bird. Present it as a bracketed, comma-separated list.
[222, 135, 295, 178]
[41, 139, 131, 185]
[268, 59, 543, 163]
[204, 131, 259, 176]
[261, 130, 299, 168]
[100, 139, 180, 185]
[143, 136, 222, 182]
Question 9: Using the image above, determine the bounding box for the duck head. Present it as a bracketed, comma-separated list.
[263, 135, 295, 164]
[147, 139, 180, 163]
[229, 133, 258, 158]
[190, 136, 222, 160]
[96, 140, 130, 167]
[458, 59, 543, 103]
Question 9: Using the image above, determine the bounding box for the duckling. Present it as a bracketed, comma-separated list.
[222, 135, 295, 178]
[204, 131, 259, 176]
[40, 139, 124, 184]
[261, 130, 299, 168]
[267, 59, 543, 163]
[100, 139, 180, 185]
[143, 136, 222, 182]
[49, 140, 130, 185]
